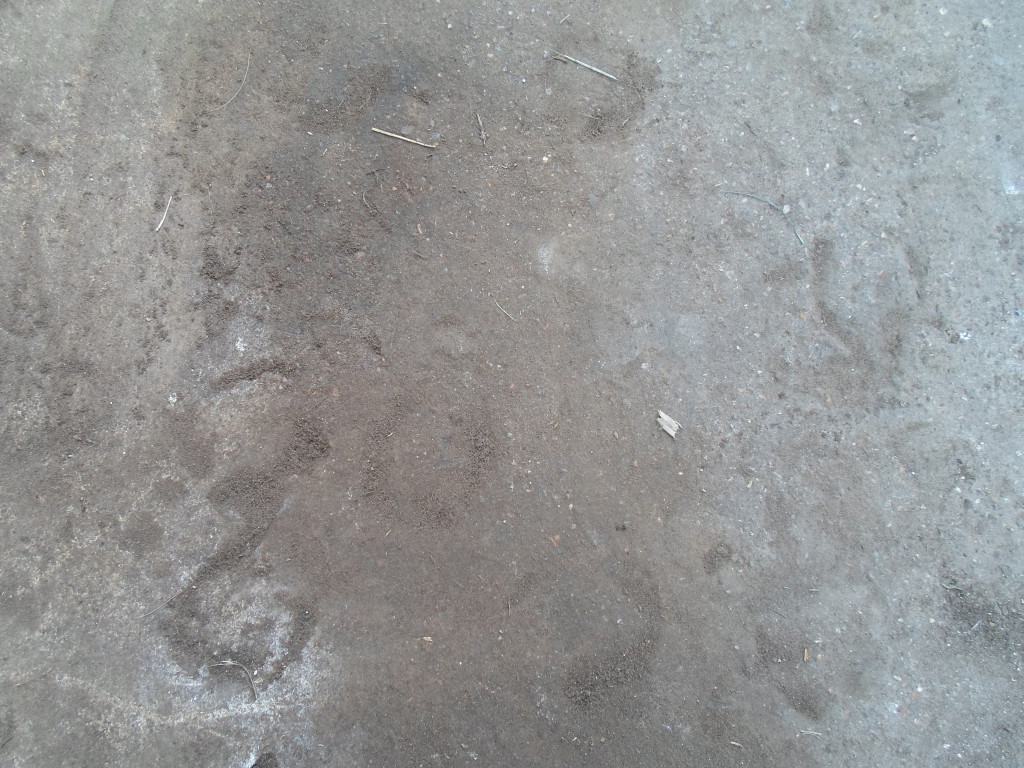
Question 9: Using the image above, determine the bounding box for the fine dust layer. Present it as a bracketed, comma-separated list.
[1, 1, 1022, 766]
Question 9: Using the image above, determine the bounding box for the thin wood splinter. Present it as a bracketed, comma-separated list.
[552, 51, 618, 81]
[209, 660, 258, 702]
[371, 127, 438, 149]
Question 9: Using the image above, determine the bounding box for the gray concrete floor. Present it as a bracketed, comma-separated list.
[1, 1, 1022, 765]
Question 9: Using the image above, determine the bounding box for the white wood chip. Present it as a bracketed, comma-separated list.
[657, 410, 680, 438]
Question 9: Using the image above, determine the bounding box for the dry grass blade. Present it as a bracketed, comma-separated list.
[723, 190, 805, 245]
[494, 298, 516, 322]
[210, 51, 252, 112]
[154, 195, 172, 233]
[209, 660, 258, 701]
[140, 582, 192, 617]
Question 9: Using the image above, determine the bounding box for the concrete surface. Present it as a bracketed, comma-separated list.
[1, 1, 1022, 765]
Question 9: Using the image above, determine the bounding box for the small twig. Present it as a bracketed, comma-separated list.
[723, 190, 805, 245]
[371, 127, 438, 149]
[800, 730, 824, 737]
[154, 195, 172, 233]
[494, 298, 516, 322]
[552, 51, 618, 81]
[210, 51, 252, 112]
[140, 583, 193, 618]
[940, 582, 968, 593]
[724, 190, 785, 213]
[209, 660, 258, 701]
[476, 112, 488, 146]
